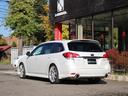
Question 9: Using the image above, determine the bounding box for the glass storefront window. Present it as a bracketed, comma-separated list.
[77, 17, 92, 39]
[94, 13, 112, 50]
[75, 7, 128, 52]
[113, 8, 128, 51]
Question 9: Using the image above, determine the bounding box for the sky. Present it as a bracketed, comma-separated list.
[0, 0, 11, 37]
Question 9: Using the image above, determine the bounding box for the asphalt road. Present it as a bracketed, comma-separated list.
[0, 64, 128, 96]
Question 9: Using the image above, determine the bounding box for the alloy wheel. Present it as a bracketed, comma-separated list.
[49, 65, 60, 84]
[19, 64, 26, 78]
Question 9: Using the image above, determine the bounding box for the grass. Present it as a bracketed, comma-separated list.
[112, 71, 128, 75]
[0, 58, 11, 65]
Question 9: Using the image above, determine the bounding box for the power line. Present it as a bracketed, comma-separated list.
[0, 17, 5, 20]
[0, 0, 9, 2]
[0, 4, 8, 6]
[0, 14, 7, 19]
[0, 7, 8, 11]
[0, 9, 8, 12]
[0, 13, 8, 16]
[0, 0, 9, 3]
[0, 14, 8, 16]
[0, 5, 8, 9]
[0, 12, 8, 14]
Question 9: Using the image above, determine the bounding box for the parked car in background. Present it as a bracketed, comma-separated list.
[17, 40, 111, 84]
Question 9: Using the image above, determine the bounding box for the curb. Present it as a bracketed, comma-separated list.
[106, 75, 128, 82]
[0, 70, 17, 76]
[0, 64, 14, 70]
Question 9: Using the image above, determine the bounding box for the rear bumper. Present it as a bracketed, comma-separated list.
[77, 68, 110, 77]
[60, 68, 111, 79]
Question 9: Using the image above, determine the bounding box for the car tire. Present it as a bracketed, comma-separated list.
[48, 65, 60, 84]
[19, 64, 26, 78]
[88, 78, 101, 83]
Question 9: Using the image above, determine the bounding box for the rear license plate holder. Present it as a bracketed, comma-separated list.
[88, 59, 97, 64]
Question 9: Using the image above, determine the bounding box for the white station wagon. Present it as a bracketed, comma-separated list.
[17, 40, 111, 84]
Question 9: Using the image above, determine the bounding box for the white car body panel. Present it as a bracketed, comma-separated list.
[12, 55, 26, 68]
[17, 40, 111, 80]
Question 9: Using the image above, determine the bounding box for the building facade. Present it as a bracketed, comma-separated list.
[49, 0, 128, 51]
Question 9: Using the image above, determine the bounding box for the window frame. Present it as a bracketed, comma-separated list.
[30, 44, 44, 56]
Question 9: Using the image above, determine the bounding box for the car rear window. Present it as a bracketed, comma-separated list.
[68, 41, 103, 52]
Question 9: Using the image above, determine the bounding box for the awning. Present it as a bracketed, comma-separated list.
[0, 46, 11, 52]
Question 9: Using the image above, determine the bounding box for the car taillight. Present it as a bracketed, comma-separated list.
[103, 53, 109, 58]
[63, 52, 79, 59]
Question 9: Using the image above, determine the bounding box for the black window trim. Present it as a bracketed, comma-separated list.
[30, 42, 65, 56]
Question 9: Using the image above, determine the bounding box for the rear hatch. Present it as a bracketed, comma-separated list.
[67, 40, 108, 69]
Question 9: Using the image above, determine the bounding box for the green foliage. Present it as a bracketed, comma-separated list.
[62, 25, 69, 40]
[0, 58, 10, 64]
[12, 41, 17, 47]
[5, 0, 49, 45]
[34, 0, 53, 41]
[0, 34, 7, 46]
[0, 39, 7, 46]
[6, 0, 37, 36]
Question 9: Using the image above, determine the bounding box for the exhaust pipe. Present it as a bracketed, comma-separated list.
[69, 73, 80, 79]
[105, 74, 108, 78]
[105, 73, 111, 78]
[74, 74, 79, 79]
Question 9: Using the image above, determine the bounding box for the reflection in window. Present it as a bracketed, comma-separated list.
[94, 13, 112, 50]
[113, 8, 128, 51]
[77, 17, 92, 39]
[32, 46, 43, 56]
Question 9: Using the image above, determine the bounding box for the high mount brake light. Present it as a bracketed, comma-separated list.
[63, 52, 79, 59]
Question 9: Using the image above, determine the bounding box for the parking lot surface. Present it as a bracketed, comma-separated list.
[0, 64, 128, 96]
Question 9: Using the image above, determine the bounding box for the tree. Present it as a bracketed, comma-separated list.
[0, 34, 7, 46]
[12, 41, 17, 47]
[5, 0, 47, 55]
[6, 0, 39, 37]
[41, 5, 53, 41]
[6, 0, 52, 43]
[0, 40, 7, 46]
[62, 24, 69, 39]
[34, 0, 53, 41]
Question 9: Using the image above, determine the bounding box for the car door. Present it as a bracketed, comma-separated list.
[26, 45, 44, 74]
[43, 43, 65, 76]
[42, 43, 54, 75]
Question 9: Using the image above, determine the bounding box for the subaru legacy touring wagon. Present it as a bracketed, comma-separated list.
[17, 40, 111, 84]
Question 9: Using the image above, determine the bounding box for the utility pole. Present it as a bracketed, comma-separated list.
[18, 36, 23, 56]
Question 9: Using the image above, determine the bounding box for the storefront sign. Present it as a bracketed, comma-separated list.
[57, 0, 64, 12]
[55, 0, 67, 17]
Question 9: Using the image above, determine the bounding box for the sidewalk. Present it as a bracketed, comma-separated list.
[0, 64, 14, 71]
[106, 74, 128, 82]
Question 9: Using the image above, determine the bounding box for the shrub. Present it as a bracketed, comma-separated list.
[12, 41, 17, 47]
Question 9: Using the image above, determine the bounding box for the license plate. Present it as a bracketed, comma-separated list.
[88, 59, 97, 64]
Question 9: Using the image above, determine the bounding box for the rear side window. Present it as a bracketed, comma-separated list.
[68, 41, 103, 52]
[43, 43, 52, 54]
[52, 43, 64, 53]
[43, 43, 64, 54]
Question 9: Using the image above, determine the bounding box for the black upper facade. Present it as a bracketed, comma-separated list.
[49, 0, 128, 23]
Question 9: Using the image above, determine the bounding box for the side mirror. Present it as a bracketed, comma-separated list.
[26, 51, 31, 56]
